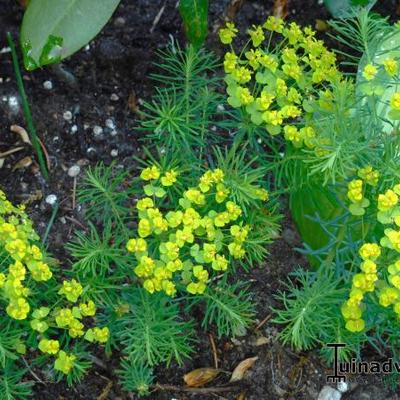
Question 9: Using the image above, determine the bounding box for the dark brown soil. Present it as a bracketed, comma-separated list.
[1, 1, 400, 399]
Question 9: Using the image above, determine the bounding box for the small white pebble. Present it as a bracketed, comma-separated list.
[110, 129, 117, 136]
[85, 44, 90, 51]
[110, 149, 118, 157]
[8, 96, 19, 112]
[105, 118, 115, 129]
[70, 124, 78, 134]
[63, 111, 72, 121]
[59, 217, 66, 224]
[53, 136, 59, 141]
[0, 47, 11, 54]
[110, 93, 119, 101]
[0, 77, 3, 83]
[93, 125, 103, 136]
[2, 96, 7, 102]
[114, 16, 126, 26]
[87, 147, 96, 154]
[217, 104, 225, 112]
[83, 123, 90, 130]
[45, 194, 57, 206]
[337, 382, 348, 393]
[68, 165, 81, 177]
[43, 80, 53, 90]
[257, 138, 262, 144]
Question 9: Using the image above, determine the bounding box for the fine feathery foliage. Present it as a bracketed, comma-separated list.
[66, 222, 132, 278]
[139, 43, 227, 163]
[0, 324, 20, 369]
[190, 281, 256, 338]
[77, 162, 136, 230]
[113, 288, 196, 367]
[272, 266, 348, 351]
[0, 361, 33, 400]
[117, 358, 154, 397]
[328, 9, 391, 68]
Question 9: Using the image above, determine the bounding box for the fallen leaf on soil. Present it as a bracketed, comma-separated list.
[230, 356, 258, 382]
[273, 0, 288, 19]
[128, 91, 140, 114]
[11, 125, 31, 145]
[12, 156, 33, 171]
[0, 146, 24, 159]
[184, 367, 220, 387]
[254, 336, 269, 346]
[22, 190, 43, 205]
[225, 0, 246, 20]
[236, 393, 246, 400]
[97, 380, 113, 400]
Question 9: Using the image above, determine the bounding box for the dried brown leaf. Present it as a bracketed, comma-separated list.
[230, 356, 258, 382]
[254, 336, 269, 346]
[184, 368, 220, 388]
[236, 393, 246, 400]
[97, 381, 113, 400]
[273, 0, 288, 19]
[128, 91, 140, 114]
[226, 0, 246, 20]
[11, 125, 31, 145]
[0, 146, 24, 158]
[22, 190, 43, 205]
[12, 156, 32, 171]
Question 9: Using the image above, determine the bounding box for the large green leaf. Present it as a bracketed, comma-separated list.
[179, 0, 209, 49]
[20, 0, 121, 70]
[323, 0, 376, 17]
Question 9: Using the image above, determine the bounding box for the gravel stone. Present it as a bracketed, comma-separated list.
[317, 386, 341, 400]
[45, 194, 57, 206]
[105, 118, 115, 129]
[93, 125, 103, 136]
[63, 111, 72, 121]
[68, 165, 81, 177]
[43, 80, 53, 90]
[337, 382, 348, 393]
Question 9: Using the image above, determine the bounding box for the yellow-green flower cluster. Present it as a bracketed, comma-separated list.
[342, 180, 400, 333]
[219, 17, 340, 150]
[347, 179, 363, 204]
[0, 190, 52, 320]
[362, 58, 398, 82]
[347, 166, 379, 216]
[127, 165, 270, 296]
[0, 190, 108, 375]
[342, 243, 380, 332]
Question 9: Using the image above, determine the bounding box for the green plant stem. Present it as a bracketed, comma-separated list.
[6, 32, 49, 180]
[42, 202, 59, 246]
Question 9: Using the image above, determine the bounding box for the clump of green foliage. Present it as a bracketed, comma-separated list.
[0, 190, 109, 397]
[220, 9, 400, 364]
[73, 143, 279, 394]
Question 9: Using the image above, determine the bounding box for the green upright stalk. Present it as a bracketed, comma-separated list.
[42, 201, 59, 246]
[6, 32, 49, 180]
